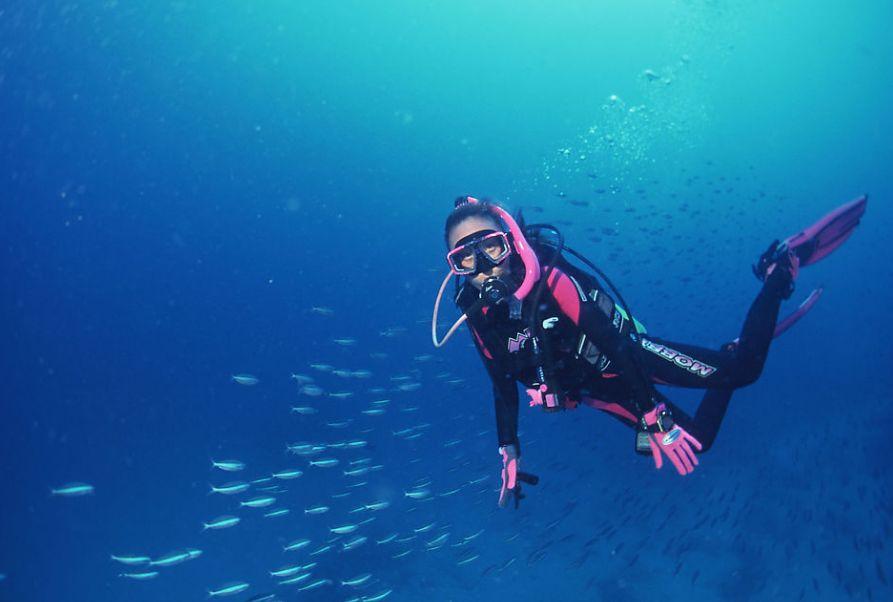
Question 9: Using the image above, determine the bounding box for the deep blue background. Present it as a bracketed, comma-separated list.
[2, 1, 892, 601]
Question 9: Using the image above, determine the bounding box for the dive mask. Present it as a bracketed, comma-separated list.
[446, 230, 512, 276]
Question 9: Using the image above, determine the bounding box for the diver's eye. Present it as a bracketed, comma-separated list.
[482, 241, 504, 259]
[458, 251, 475, 269]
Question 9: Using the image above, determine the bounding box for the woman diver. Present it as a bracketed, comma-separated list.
[431, 195, 867, 508]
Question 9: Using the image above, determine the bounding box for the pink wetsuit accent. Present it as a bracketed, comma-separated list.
[470, 326, 493, 359]
[581, 396, 637, 424]
[546, 269, 582, 325]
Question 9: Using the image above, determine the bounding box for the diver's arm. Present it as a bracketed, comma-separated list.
[467, 325, 520, 447]
[490, 367, 520, 448]
[479, 347, 520, 448]
[481, 355, 526, 507]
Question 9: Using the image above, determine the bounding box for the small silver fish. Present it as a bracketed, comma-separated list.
[240, 496, 276, 508]
[110, 554, 150, 566]
[208, 581, 250, 597]
[341, 536, 367, 551]
[297, 578, 332, 591]
[404, 488, 431, 500]
[309, 545, 332, 557]
[211, 459, 246, 472]
[51, 482, 94, 497]
[149, 551, 190, 567]
[209, 481, 250, 495]
[263, 508, 289, 519]
[343, 467, 369, 478]
[427, 533, 450, 548]
[272, 469, 303, 480]
[376, 533, 397, 544]
[282, 539, 311, 552]
[300, 384, 325, 397]
[119, 571, 159, 580]
[340, 573, 372, 587]
[278, 572, 312, 586]
[202, 515, 240, 530]
[414, 522, 436, 533]
[269, 565, 303, 578]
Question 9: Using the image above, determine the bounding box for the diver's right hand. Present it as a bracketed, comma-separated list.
[497, 444, 519, 508]
[640, 403, 702, 476]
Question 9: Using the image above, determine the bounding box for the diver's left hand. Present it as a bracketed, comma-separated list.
[497, 444, 519, 508]
[641, 403, 702, 476]
[496, 444, 540, 508]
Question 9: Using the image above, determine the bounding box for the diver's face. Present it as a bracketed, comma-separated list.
[447, 216, 512, 291]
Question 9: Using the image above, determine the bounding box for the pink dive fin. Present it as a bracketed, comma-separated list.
[772, 287, 823, 338]
[729, 287, 823, 349]
[784, 195, 867, 266]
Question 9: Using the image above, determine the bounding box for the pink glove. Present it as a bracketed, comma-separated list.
[497, 444, 519, 507]
[641, 403, 703, 476]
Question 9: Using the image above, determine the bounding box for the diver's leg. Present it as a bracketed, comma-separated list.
[639, 270, 791, 390]
[660, 389, 733, 454]
[726, 271, 789, 381]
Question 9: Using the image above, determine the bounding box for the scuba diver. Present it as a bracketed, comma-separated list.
[431, 195, 867, 508]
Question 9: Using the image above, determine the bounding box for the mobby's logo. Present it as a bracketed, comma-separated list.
[641, 339, 717, 378]
[507, 328, 532, 353]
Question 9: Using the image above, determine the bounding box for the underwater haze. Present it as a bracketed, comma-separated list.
[2, 1, 892, 601]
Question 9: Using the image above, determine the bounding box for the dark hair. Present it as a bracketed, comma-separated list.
[443, 197, 506, 248]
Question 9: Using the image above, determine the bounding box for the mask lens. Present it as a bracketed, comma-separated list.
[447, 246, 474, 274]
[454, 248, 476, 273]
[480, 232, 510, 263]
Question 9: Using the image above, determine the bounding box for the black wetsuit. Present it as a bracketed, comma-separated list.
[458, 254, 790, 453]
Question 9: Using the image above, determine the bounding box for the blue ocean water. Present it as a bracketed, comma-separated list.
[2, 1, 892, 600]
